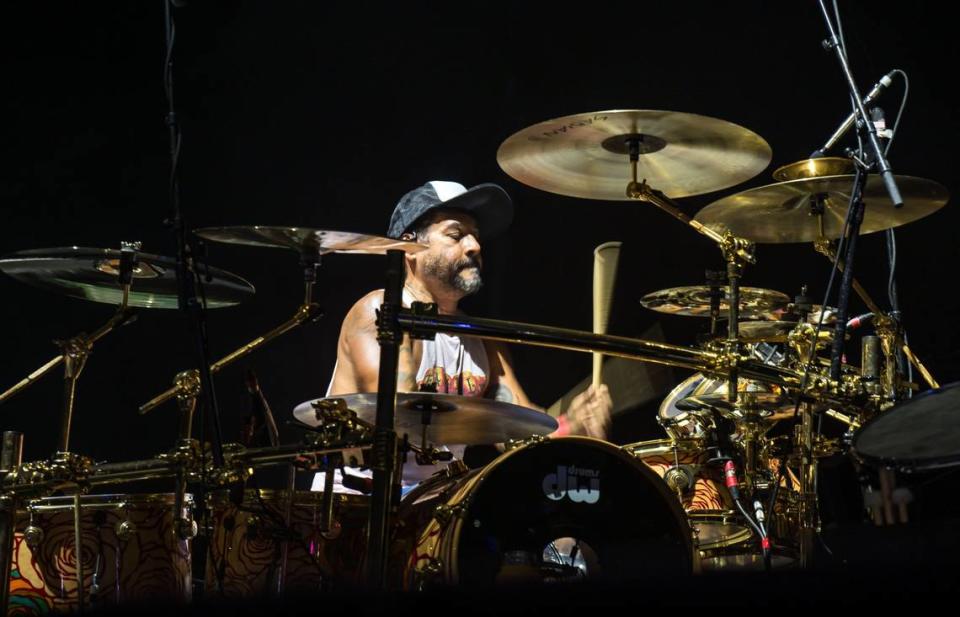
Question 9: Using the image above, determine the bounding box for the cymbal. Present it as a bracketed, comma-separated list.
[640, 286, 790, 320]
[496, 110, 772, 200]
[293, 392, 558, 445]
[772, 157, 855, 182]
[194, 226, 427, 255]
[0, 247, 254, 309]
[695, 175, 949, 244]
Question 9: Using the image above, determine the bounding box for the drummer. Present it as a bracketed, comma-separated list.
[315, 180, 612, 493]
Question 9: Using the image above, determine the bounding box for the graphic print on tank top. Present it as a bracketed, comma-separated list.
[415, 331, 488, 398]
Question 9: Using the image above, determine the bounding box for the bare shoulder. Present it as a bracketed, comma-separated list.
[343, 289, 385, 327]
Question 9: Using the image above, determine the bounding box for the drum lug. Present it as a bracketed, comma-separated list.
[433, 503, 464, 525]
[505, 434, 547, 451]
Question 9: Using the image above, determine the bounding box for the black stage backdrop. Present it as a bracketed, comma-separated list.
[1, 2, 957, 466]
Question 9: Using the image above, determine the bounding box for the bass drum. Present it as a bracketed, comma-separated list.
[391, 436, 693, 588]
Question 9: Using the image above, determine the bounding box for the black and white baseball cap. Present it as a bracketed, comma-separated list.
[386, 181, 513, 240]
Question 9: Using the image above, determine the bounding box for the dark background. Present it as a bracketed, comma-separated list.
[1, 1, 957, 466]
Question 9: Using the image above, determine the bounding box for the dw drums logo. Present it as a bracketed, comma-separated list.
[542, 465, 601, 504]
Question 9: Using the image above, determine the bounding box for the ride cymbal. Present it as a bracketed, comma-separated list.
[194, 226, 428, 255]
[695, 175, 948, 244]
[293, 392, 557, 445]
[497, 110, 772, 200]
[0, 247, 254, 309]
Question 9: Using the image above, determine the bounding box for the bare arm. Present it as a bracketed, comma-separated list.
[328, 290, 421, 395]
[484, 339, 611, 439]
[484, 340, 538, 409]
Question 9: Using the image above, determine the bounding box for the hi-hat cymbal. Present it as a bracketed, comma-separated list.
[293, 392, 558, 445]
[640, 286, 790, 320]
[695, 175, 949, 244]
[0, 247, 254, 309]
[194, 226, 427, 255]
[497, 110, 772, 200]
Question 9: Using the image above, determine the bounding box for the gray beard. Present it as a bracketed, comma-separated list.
[424, 256, 483, 296]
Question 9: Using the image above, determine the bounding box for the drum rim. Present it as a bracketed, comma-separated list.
[852, 381, 960, 471]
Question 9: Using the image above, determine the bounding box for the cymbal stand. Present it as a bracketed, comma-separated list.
[0, 242, 138, 457]
[138, 256, 324, 418]
[624, 141, 756, 408]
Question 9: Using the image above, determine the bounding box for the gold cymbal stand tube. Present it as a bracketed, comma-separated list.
[138, 301, 323, 417]
[625, 149, 756, 406]
[0, 243, 139, 459]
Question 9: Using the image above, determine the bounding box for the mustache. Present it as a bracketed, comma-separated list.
[455, 256, 481, 271]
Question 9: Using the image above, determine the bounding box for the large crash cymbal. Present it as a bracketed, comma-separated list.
[293, 392, 558, 445]
[496, 110, 772, 200]
[695, 175, 949, 244]
[0, 247, 254, 309]
[640, 285, 790, 321]
[194, 226, 428, 255]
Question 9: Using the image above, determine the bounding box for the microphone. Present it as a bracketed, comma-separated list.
[244, 369, 280, 448]
[811, 70, 897, 158]
[846, 312, 875, 330]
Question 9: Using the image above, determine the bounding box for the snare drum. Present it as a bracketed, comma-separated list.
[390, 436, 693, 588]
[7, 493, 192, 614]
[204, 489, 368, 596]
[625, 439, 753, 556]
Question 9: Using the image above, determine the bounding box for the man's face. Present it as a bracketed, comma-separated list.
[412, 210, 483, 296]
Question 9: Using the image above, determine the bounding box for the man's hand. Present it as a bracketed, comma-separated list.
[566, 384, 612, 439]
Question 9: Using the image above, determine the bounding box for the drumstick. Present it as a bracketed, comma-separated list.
[592, 241, 622, 388]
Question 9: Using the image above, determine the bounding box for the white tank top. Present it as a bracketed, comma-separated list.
[313, 290, 490, 493]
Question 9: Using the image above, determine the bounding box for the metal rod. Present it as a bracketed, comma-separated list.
[367, 249, 405, 589]
[829, 169, 869, 380]
[816, 0, 903, 208]
[0, 432, 24, 615]
[277, 465, 297, 596]
[396, 310, 803, 389]
[139, 303, 322, 415]
[0, 356, 63, 405]
[1, 307, 130, 408]
[726, 258, 741, 404]
[73, 493, 84, 612]
[902, 345, 939, 389]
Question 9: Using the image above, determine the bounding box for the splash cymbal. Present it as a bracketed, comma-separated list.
[695, 175, 948, 244]
[640, 285, 790, 321]
[0, 247, 254, 309]
[497, 110, 772, 200]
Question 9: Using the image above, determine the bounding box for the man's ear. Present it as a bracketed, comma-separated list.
[400, 231, 416, 242]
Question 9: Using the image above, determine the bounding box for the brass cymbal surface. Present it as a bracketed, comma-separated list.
[0, 247, 254, 309]
[640, 286, 790, 320]
[497, 110, 772, 200]
[293, 392, 557, 445]
[695, 175, 949, 243]
[194, 226, 428, 255]
[772, 157, 855, 182]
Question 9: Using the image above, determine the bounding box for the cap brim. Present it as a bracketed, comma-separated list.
[439, 183, 513, 239]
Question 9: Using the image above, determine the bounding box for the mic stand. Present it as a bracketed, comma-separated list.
[162, 1, 226, 600]
[827, 163, 869, 381]
[815, 0, 903, 208]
